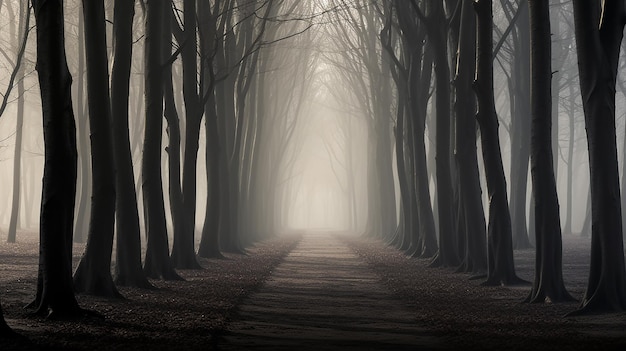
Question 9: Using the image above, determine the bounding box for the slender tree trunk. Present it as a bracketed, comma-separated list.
[142, 0, 182, 281]
[7, 2, 29, 244]
[111, 0, 152, 289]
[197, 0, 222, 258]
[571, 0, 626, 314]
[172, 0, 203, 269]
[454, 0, 487, 274]
[525, 0, 573, 303]
[474, 0, 525, 286]
[29, 0, 83, 318]
[199, 94, 223, 258]
[564, 79, 576, 235]
[8, 75, 24, 243]
[74, 10, 90, 244]
[73, 0, 121, 298]
[510, 1, 532, 250]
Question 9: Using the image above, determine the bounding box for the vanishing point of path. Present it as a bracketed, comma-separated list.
[220, 232, 444, 350]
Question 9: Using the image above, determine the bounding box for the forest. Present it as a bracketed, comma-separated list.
[0, 0, 625, 349]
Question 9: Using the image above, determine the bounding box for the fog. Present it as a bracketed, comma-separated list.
[3, 0, 626, 348]
[0, 0, 618, 240]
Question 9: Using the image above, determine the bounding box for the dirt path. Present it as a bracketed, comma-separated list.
[219, 232, 444, 350]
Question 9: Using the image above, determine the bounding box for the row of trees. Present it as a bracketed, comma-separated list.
[0, 0, 321, 332]
[320, 0, 626, 315]
[1, 0, 626, 337]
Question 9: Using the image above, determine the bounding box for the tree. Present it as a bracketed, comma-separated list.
[28, 0, 83, 319]
[72, 0, 121, 298]
[571, 0, 626, 314]
[6, 1, 30, 243]
[525, 0, 573, 303]
[142, 0, 182, 280]
[410, 0, 460, 268]
[507, 0, 533, 250]
[395, 0, 437, 258]
[197, 0, 226, 259]
[170, 0, 203, 269]
[110, 0, 153, 288]
[73, 9, 90, 244]
[454, 0, 487, 274]
[474, 0, 525, 286]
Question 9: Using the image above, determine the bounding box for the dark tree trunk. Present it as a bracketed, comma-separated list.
[162, 4, 196, 270]
[73, 0, 121, 298]
[217, 74, 237, 252]
[525, 0, 574, 303]
[571, 0, 626, 314]
[509, 1, 532, 250]
[29, 0, 83, 318]
[142, 0, 182, 281]
[171, 0, 203, 269]
[197, 1, 222, 259]
[454, 0, 487, 274]
[421, 0, 460, 268]
[474, 0, 525, 286]
[394, 83, 412, 251]
[199, 95, 223, 258]
[395, 1, 437, 257]
[411, 49, 438, 259]
[74, 11, 90, 244]
[111, 0, 153, 289]
[8, 72, 24, 243]
[564, 77, 576, 235]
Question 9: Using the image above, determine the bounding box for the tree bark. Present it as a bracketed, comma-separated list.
[197, 0, 223, 259]
[8, 73, 24, 243]
[29, 0, 83, 318]
[172, 0, 203, 269]
[142, 0, 182, 281]
[73, 9, 90, 244]
[418, 0, 460, 267]
[509, 1, 532, 250]
[72, 0, 121, 298]
[571, 0, 626, 314]
[525, 0, 574, 303]
[474, 0, 525, 286]
[111, 0, 153, 289]
[454, 0, 487, 274]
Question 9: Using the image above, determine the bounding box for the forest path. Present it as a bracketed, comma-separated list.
[219, 232, 444, 350]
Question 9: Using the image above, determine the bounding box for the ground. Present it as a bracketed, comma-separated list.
[0, 230, 625, 350]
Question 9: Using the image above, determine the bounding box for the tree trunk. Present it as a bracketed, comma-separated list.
[525, 0, 573, 303]
[29, 0, 83, 318]
[74, 10, 90, 244]
[454, 0, 487, 274]
[142, 0, 182, 281]
[73, 0, 121, 298]
[172, 0, 203, 269]
[7, 73, 24, 243]
[564, 77, 576, 235]
[198, 94, 223, 258]
[7, 1, 29, 243]
[474, 0, 525, 286]
[110, 0, 152, 289]
[571, 0, 626, 314]
[420, 1, 459, 267]
[197, 0, 222, 259]
[509, 1, 532, 250]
